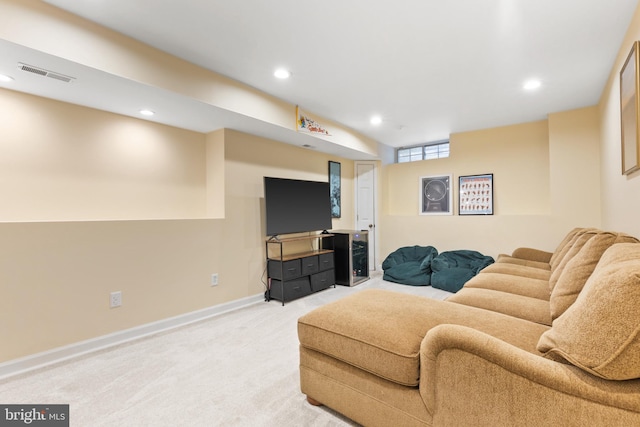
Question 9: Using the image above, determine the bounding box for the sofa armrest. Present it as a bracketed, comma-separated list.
[419, 324, 640, 426]
[510, 247, 553, 263]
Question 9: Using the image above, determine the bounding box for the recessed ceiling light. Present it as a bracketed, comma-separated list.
[139, 109, 155, 116]
[370, 115, 382, 126]
[523, 79, 542, 91]
[274, 68, 291, 79]
[0, 74, 14, 82]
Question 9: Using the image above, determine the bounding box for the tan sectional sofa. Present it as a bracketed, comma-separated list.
[297, 228, 640, 426]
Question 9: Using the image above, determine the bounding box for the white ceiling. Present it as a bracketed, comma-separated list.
[2, 0, 639, 157]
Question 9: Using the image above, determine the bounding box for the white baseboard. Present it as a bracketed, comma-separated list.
[0, 293, 265, 381]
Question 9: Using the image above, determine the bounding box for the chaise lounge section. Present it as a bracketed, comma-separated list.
[297, 228, 640, 426]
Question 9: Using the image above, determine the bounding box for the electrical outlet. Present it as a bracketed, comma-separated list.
[110, 291, 122, 308]
[211, 273, 219, 286]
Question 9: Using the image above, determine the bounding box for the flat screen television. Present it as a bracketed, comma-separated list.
[264, 177, 333, 237]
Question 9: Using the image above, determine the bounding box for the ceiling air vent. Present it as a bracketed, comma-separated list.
[17, 63, 75, 83]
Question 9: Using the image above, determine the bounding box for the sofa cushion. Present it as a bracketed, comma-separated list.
[548, 229, 598, 292]
[495, 254, 551, 270]
[298, 289, 548, 387]
[550, 233, 640, 320]
[549, 227, 591, 270]
[481, 262, 552, 281]
[537, 243, 640, 380]
[463, 272, 550, 300]
[447, 287, 552, 325]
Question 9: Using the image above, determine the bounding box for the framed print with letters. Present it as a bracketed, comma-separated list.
[459, 174, 493, 215]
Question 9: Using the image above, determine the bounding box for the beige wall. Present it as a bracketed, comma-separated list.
[0, 219, 225, 361]
[206, 129, 225, 219]
[598, 1, 640, 238]
[0, 92, 354, 362]
[0, 88, 208, 221]
[548, 107, 601, 227]
[383, 121, 548, 217]
[380, 110, 602, 260]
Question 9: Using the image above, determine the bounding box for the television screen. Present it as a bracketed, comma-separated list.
[264, 177, 333, 236]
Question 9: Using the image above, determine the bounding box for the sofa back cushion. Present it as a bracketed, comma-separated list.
[548, 229, 598, 292]
[549, 227, 588, 269]
[537, 243, 640, 380]
[550, 232, 640, 320]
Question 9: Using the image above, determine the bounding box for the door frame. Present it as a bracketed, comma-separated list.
[354, 160, 379, 270]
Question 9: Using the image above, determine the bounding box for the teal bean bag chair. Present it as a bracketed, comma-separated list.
[430, 250, 494, 292]
[382, 245, 438, 286]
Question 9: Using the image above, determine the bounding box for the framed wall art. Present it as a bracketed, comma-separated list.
[328, 161, 341, 218]
[459, 173, 493, 215]
[419, 174, 452, 215]
[620, 41, 640, 175]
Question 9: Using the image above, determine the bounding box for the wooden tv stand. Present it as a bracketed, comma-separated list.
[265, 233, 335, 305]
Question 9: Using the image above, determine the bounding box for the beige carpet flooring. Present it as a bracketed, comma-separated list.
[0, 272, 451, 426]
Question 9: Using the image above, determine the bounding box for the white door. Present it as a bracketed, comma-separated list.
[355, 162, 376, 270]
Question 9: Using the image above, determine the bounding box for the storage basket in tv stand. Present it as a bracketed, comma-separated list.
[265, 234, 335, 305]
